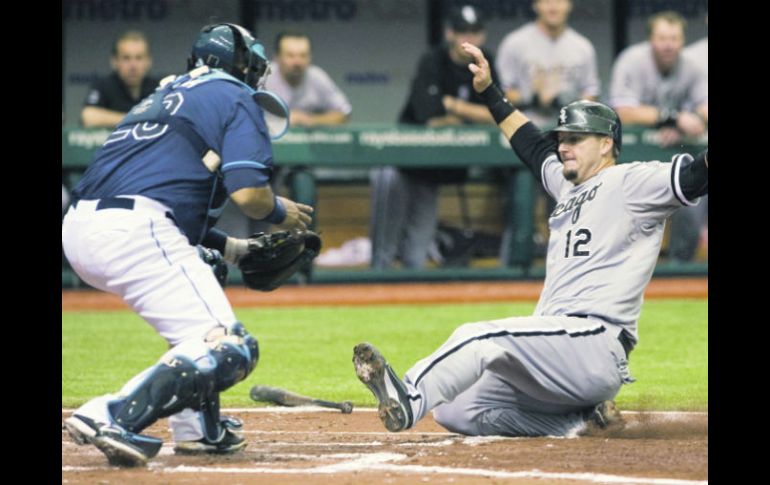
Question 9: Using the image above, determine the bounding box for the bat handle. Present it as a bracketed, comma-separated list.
[314, 399, 354, 414]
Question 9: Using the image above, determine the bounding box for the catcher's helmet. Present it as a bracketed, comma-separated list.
[551, 100, 622, 157]
[187, 23, 269, 89]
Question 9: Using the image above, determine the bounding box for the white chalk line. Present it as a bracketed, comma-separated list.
[63, 451, 707, 484]
[62, 407, 708, 416]
[62, 408, 707, 483]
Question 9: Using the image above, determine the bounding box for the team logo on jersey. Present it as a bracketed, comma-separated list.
[551, 182, 602, 224]
[559, 108, 567, 124]
[86, 90, 100, 105]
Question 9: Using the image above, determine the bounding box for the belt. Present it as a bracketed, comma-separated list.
[566, 314, 633, 359]
[96, 197, 135, 211]
[71, 197, 178, 224]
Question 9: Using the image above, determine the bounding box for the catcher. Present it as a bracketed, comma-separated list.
[62, 23, 319, 467]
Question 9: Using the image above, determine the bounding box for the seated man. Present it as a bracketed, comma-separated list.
[81, 30, 161, 128]
[609, 11, 708, 262]
[370, 5, 499, 269]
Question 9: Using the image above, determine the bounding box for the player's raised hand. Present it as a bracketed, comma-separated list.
[462, 42, 492, 93]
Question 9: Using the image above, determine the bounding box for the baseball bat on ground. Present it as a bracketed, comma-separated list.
[249, 385, 354, 413]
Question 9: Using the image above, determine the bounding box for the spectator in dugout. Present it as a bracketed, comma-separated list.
[369, 5, 499, 270]
[214, 30, 352, 280]
[609, 11, 708, 263]
[80, 30, 161, 128]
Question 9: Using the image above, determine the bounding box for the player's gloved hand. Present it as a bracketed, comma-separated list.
[237, 229, 322, 291]
[196, 245, 228, 287]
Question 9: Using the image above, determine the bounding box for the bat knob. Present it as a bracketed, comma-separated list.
[341, 401, 354, 414]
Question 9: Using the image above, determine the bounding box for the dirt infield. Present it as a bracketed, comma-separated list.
[62, 277, 707, 311]
[63, 279, 708, 483]
[62, 408, 707, 485]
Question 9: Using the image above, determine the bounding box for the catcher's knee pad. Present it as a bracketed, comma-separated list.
[204, 322, 259, 391]
[110, 356, 216, 434]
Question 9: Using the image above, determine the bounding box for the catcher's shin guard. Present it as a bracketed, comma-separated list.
[110, 323, 259, 434]
[110, 355, 216, 433]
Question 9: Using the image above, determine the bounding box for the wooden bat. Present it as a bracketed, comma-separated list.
[249, 385, 354, 414]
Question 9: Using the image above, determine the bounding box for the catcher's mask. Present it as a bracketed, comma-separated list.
[188, 23, 270, 90]
[550, 100, 622, 159]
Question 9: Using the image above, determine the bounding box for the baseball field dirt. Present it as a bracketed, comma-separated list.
[62, 407, 707, 484]
[62, 277, 707, 310]
[62, 278, 708, 484]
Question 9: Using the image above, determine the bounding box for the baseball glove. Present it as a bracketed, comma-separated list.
[238, 230, 322, 291]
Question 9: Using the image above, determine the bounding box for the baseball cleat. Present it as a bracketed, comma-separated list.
[353, 342, 413, 432]
[174, 429, 247, 455]
[64, 414, 163, 467]
[586, 400, 625, 431]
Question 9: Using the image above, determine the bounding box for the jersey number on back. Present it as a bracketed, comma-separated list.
[564, 228, 591, 258]
[104, 92, 185, 145]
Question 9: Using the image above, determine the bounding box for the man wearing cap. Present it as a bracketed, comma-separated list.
[369, 4, 500, 269]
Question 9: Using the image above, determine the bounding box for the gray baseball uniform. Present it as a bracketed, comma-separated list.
[496, 22, 600, 126]
[264, 64, 352, 115]
[683, 38, 708, 78]
[398, 153, 699, 436]
[609, 41, 708, 113]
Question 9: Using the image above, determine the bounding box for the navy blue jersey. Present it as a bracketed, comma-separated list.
[72, 68, 274, 244]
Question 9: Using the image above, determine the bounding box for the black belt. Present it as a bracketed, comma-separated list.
[566, 314, 633, 359]
[72, 197, 178, 224]
[96, 197, 135, 211]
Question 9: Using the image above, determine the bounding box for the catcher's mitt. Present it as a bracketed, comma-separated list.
[238, 230, 322, 291]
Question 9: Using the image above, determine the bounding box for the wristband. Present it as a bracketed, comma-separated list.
[480, 84, 516, 124]
[263, 196, 287, 224]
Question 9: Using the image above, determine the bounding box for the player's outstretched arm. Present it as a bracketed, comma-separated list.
[462, 42, 530, 140]
[462, 42, 556, 183]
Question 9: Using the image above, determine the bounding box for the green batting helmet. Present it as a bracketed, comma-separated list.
[551, 100, 622, 157]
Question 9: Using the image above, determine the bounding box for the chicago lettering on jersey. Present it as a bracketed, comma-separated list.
[550, 182, 602, 224]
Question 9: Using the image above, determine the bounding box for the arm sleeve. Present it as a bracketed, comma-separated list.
[678, 150, 708, 200]
[202, 227, 228, 253]
[220, 91, 274, 194]
[508, 121, 557, 182]
[507, 122, 570, 200]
